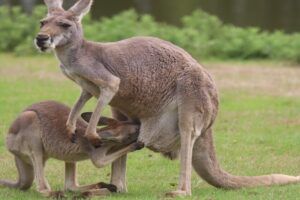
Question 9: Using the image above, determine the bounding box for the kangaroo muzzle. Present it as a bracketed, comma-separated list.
[35, 34, 53, 52]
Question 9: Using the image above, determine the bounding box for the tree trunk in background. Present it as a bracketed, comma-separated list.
[134, 0, 151, 13]
[0, 0, 299, 32]
[3, 0, 12, 16]
[63, 0, 76, 10]
[19, 0, 36, 14]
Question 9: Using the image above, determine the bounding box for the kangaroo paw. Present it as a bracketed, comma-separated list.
[97, 182, 117, 193]
[72, 189, 110, 199]
[131, 141, 144, 151]
[70, 130, 78, 143]
[87, 135, 103, 148]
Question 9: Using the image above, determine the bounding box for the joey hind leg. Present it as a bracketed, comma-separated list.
[64, 162, 117, 193]
[166, 105, 203, 197]
[30, 152, 55, 197]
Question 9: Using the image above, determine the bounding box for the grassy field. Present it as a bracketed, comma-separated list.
[0, 54, 299, 199]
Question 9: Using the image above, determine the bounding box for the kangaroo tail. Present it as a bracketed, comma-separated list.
[0, 155, 34, 190]
[192, 128, 300, 189]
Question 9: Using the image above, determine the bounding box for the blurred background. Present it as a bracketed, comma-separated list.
[2, 0, 300, 32]
[0, 0, 299, 62]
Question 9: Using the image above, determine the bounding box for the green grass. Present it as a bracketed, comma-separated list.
[0, 54, 299, 199]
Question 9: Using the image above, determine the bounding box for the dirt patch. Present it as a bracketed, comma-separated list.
[206, 63, 300, 97]
[276, 119, 300, 126]
[2, 58, 300, 97]
[0, 64, 65, 81]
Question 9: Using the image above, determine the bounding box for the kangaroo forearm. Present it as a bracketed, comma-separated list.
[85, 88, 116, 135]
[67, 90, 92, 126]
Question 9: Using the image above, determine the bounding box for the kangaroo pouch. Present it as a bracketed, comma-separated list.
[138, 108, 180, 153]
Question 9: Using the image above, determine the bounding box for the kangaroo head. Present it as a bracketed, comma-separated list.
[35, 0, 93, 52]
[81, 112, 140, 143]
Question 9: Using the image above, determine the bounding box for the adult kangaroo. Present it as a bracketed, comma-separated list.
[35, 0, 300, 196]
[0, 101, 139, 198]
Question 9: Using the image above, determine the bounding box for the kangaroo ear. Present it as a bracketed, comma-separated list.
[44, 0, 64, 14]
[69, 0, 93, 20]
[81, 112, 119, 126]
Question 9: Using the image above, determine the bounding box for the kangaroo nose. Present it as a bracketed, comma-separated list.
[36, 34, 50, 41]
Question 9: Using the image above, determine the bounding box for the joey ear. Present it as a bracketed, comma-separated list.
[44, 0, 64, 14]
[81, 112, 119, 126]
[69, 0, 93, 20]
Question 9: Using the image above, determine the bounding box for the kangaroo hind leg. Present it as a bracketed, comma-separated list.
[64, 162, 116, 193]
[166, 102, 203, 197]
[110, 108, 131, 193]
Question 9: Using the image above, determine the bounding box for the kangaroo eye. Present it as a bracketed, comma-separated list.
[40, 21, 46, 28]
[59, 23, 71, 28]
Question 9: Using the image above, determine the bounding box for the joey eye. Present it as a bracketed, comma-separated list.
[58, 23, 71, 28]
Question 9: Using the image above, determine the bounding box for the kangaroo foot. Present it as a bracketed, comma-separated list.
[165, 190, 190, 197]
[43, 190, 66, 199]
[73, 188, 110, 199]
[97, 182, 117, 192]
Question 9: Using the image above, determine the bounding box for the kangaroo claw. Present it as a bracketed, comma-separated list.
[70, 131, 78, 143]
[89, 137, 103, 148]
[97, 182, 117, 193]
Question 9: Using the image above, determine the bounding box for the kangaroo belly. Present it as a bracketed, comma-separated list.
[43, 142, 89, 162]
[48, 152, 89, 162]
[138, 105, 180, 153]
[41, 131, 90, 162]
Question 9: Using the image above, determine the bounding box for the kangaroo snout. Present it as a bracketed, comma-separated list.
[35, 34, 52, 51]
[36, 34, 50, 41]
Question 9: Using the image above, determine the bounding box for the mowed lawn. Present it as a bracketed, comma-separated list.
[0, 54, 300, 200]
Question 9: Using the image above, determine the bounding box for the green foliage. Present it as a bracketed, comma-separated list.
[0, 6, 300, 62]
[0, 6, 46, 55]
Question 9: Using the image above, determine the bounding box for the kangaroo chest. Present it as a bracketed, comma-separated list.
[58, 50, 178, 120]
[59, 64, 176, 119]
[60, 64, 101, 98]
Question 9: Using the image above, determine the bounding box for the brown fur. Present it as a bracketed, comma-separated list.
[1, 101, 139, 197]
[35, 0, 300, 196]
